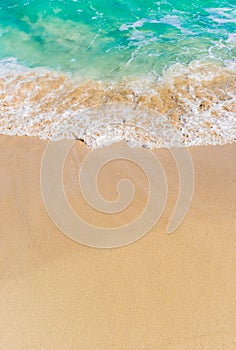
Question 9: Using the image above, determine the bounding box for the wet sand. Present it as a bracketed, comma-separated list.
[0, 135, 235, 349]
[1, 61, 236, 147]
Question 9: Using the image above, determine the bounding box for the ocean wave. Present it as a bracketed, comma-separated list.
[0, 58, 235, 148]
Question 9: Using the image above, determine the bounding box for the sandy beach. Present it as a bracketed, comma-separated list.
[0, 135, 235, 349]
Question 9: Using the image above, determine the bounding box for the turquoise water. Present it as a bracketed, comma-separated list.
[0, 0, 236, 78]
[0, 1, 235, 147]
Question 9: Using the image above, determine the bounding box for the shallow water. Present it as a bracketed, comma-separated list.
[0, 0, 236, 147]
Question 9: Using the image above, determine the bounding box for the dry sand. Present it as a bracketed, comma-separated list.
[0, 135, 235, 349]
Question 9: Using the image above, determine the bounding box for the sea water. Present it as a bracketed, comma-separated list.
[0, 0, 235, 147]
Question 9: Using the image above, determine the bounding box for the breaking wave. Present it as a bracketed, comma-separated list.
[0, 58, 235, 148]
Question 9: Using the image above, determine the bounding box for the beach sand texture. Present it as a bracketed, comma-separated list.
[0, 135, 235, 349]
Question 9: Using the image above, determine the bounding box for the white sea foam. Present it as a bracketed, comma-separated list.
[0, 58, 235, 148]
[206, 7, 236, 24]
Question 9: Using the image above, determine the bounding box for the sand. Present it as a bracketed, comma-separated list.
[1, 61, 236, 147]
[0, 135, 235, 349]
